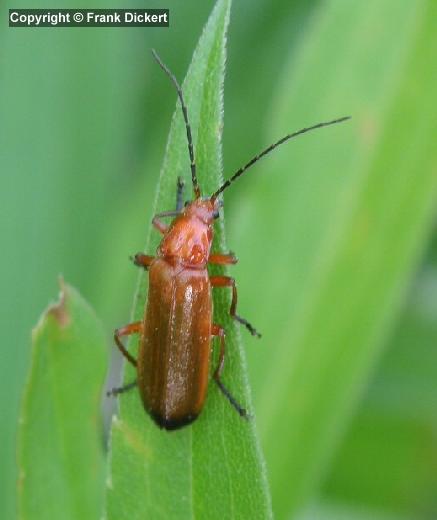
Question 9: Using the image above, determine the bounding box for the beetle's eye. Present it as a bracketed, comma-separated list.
[213, 210, 220, 219]
[184, 200, 190, 207]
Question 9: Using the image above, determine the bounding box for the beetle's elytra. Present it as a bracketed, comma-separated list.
[109, 49, 350, 430]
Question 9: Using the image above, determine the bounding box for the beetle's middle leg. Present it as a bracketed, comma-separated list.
[210, 276, 261, 337]
[211, 324, 249, 419]
[132, 254, 155, 269]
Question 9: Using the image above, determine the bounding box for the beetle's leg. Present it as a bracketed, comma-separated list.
[175, 176, 185, 212]
[152, 176, 184, 233]
[107, 380, 137, 397]
[211, 324, 249, 419]
[132, 254, 155, 270]
[152, 210, 181, 234]
[210, 276, 261, 337]
[208, 253, 238, 265]
[152, 215, 169, 234]
[114, 321, 142, 367]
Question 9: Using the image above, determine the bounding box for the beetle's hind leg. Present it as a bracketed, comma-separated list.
[212, 324, 250, 419]
[114, 321, 142, 367]
[110, 323, 141, 398]
[107, 380, 137, 397]
[210, 276, 261, 337]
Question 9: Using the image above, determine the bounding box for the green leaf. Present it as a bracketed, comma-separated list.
[17, 281, 107, 520]
[299, 500, 411, 520]
[106, 1, 272, 518]
[229, 0, 437, 517]
[323, 253, 437, 516]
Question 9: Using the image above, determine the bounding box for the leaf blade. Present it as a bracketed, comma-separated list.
[237, 0, 437, 517]
[106, 1, 272, 519]
[17, 281, 107, 520]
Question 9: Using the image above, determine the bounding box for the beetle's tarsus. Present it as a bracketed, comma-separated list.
[176, 176, 185, 212]
[107, 380, 137, 397]
[234, 314, 261, 338]
[215, 378, 250, 420]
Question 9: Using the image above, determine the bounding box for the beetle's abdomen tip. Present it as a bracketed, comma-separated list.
[150, 411, 198, 431]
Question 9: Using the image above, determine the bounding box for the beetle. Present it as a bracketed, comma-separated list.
[108, 49, 350, 430]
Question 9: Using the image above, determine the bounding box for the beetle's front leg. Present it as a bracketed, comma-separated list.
[211, 324, 249, 419]
[152, 209, 181, 235]
[152, 178, 185, 234]
[208, 253, 238, 265]
[152, 215, 169, 234]
[210, 276, 261, 337]
[175, 176, 185, 212]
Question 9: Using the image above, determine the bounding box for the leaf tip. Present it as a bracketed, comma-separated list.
[47, 276, 70, 328]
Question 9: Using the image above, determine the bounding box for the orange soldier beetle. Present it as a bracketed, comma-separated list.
[109, 49, 350, 430]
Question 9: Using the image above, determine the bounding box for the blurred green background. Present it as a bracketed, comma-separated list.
[2, 0, 437, 519]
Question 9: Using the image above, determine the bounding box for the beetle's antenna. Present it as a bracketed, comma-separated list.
[152, 49, 201, 199]
[210, 116, 351, 200]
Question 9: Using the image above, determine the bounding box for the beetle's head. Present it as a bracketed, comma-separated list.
[184, 197, 223, 225]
